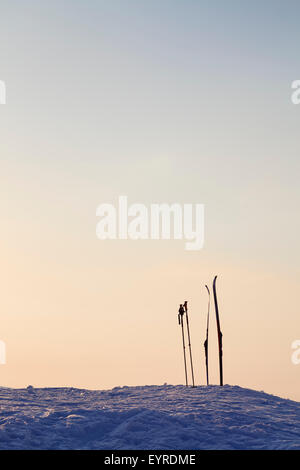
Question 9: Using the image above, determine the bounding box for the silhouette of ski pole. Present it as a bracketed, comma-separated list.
[178, 304, 188, 387]
[183, 301, 195, 387]
[204, 285, 210, 386]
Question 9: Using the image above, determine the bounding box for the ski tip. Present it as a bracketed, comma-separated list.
[205, 284, 210, 294]
[213, 275, 218, 284]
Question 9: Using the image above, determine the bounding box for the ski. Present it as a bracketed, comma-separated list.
[204, 285, 210, 385]
[178, 304, 188, 387]
[212, 275, 223, 386]
[183, 301, 195, 387]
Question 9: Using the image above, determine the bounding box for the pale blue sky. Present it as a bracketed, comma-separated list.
[0, 1, 299, 398]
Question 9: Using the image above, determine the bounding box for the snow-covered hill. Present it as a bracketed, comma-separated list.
[0, 384, 299, 450]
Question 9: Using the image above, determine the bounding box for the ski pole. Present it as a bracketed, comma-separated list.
[204, 285, 210, 386]
[178, 304, 188, 387]
[212, 275, 223, 386]
[183, 301, 195, 387]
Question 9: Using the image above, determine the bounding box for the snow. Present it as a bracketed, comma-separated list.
[0, 384, 299, 449]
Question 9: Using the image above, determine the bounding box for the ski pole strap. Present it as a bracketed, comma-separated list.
[179, 304, 184, 315]
[178, 304, 184, 325]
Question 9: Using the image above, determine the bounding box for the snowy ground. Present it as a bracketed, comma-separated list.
[0, 384, 299, 449]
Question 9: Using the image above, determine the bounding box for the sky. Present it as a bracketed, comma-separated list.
[0, 0, 299, 400]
